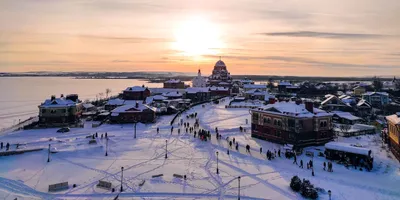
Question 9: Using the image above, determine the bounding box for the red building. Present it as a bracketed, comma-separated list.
[123, 86, 151, 100]
[163, 79, 185, 89]
[110, 102, 156, 123]
[251, 101, 333, 148]
[209, 86, 230, 97]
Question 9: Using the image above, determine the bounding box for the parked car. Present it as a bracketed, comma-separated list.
[57, 127, 70, 133]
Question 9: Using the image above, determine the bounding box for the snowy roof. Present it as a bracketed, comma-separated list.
[106, 98, 125, 106]
[240, 79, 254, 83]
[325, 142, 372, 156]
[209, 86, 229, 91]
[386, 114, 400, 125]
[215, 60, 226, 67]
[111, 102, 156, 114]
[162, 91, 183, 97]
[149, 88, 185, 94]
[357, 99, 371, 108]
[82, 103, 95, 109]
[278, 82, 291, 86]
[243, 84, 267, 89]
[185, 87, 210, 93]
[164, 79, 182, 83]
[331, 111, 361, 121]
[40, 98, 77, 108]
[321, 95, 336, 105]
[219, 82, 230, 85]
[253, 102, 332, 118]
[125, 86, 147, 92]
[153, 95, 168, 101]
[245, 89, 268, 95]
[362, 92, 389, 96]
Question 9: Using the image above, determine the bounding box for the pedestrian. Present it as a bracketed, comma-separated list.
[323, 162, 326, 171]
[95, 132, 98, 138]
[194, 131, 197, 138]
[274, 149, 277, 157]
[157, 127, 159, 134]
[278, 149, 281, 157]
[310, 160, 313, 168]
[229, 141, 233, 148]
[293, 155, 297, 165]
[260, 147, 263, 154]
[101, 134, 103, 139]
[105, 132, 108, 138]
[6, 143, 10, 151]
[236, 142, 239, 151]
[178, 129, 181, 134]
[92, 134, 95, 139]
[0, 142, 3, 149]
[227, 149, 230, 155]
[246, 145, 250, 153]
[300, 160, 303, 168]
[233, 137, 236, 144]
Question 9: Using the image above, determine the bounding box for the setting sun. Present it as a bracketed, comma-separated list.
[172, 16, 223, 57]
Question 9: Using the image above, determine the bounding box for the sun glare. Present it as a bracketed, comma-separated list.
[173, 17, 223, 57]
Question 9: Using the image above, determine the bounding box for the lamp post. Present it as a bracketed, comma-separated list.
[328, 190, 332, 200]
[120, 167, 124, 192]
[238, 176, 241, 200]
[47, 144, 51, 162]
[165, 140, 168, 159]
[105, 137, 109, 156]
[216, 151, 219, 174]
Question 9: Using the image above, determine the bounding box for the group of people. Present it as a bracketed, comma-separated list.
[265, 149, 280, 160]
[0, 142, 10, 151]
[227, 137, 240, 151]
[94, 132, 108, 139]
[324, 161, 334, 172]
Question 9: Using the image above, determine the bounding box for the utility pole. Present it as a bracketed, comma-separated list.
[47, 144, 51, 162]
[165, 140, 168, 159]
[120, 167, 124, 192]
[216, 151, 219, 174]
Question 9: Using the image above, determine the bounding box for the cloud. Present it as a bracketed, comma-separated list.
[112, 60, 131, 63]
[258, 31, 386, 39]
[78, 35, 171, 43]
[204, 55, 399, 70]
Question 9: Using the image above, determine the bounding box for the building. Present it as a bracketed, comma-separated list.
[192, 69, 207, 87]
[356, 99, 372, 117]
[38, 94, 82, 126]
[164, 79, 185, 89]
[185, 87, 211, 102]
[362, 92, 390, 108]
[278, 82, 292, 93]
[353, 86, 366, 96]
[244, 89, 269, 100]
[123, 86, 151, 100]
[331, 111, 362, 125]
[162, 91, 183, 100]
[385, 113, 400, 162]
[320, 94, 353, 112]
[209, 86, 230, 97]
[251, 101, 333, 147]
[207, 59, 232, 87]
[243, 84, 267, 92]
[239, 78, 254, 86]
[110, 101, 156, 123]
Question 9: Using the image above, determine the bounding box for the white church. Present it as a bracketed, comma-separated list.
[192, 69, 207, 87]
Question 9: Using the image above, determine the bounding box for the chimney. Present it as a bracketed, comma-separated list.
[135, 101, 139, 108]
[305, 101, 314, 113]
[295, 99, 302, 105]
[51, 95, 56, 101]
[269, 97, 275, 104]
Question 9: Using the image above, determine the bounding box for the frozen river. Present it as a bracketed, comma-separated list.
[0, 77, 162, 130]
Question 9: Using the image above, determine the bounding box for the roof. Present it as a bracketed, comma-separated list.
[106, 98, 125, 106]
[164, 79, 182, 83]
[245, 89, 268, 95]
[149, 88, 186, 94]
[111, 102, 156, 114]
[321, 95, 336, 105]
[209, 86, 229, 91]
[243, 84, 267, 89]
[185, 87, 210, 93]
[82, 103, 95, 109]
[215, 60, 226, 67]
[386, 114, 400, 125]
[40, 98, 77, 108]
[162, 91, 183, 97]
[325, 142, 371, 156]
[252, 102, 332, 118]
[331, 111, 361, 121]
[278, 82, 292, 86]
[125, 86, 147, 92]
[362, 92, 389, 96]
[357, 99, 371, 108]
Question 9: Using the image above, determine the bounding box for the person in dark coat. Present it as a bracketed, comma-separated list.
[0, 142, 3, 149]
[105, 132, 108, 138]
[233, 137, 236, 144]
[260, 147, 263, 154]
[235, 142, 239, 150]
[157, 127, 159, 134]
[323, 162, 326, 171]
[95, 132, 98, 138]
[229, 141, 233, 148]
[6, 143, 10, 151]
[178, 129, 181, 134]
[293, 155, 297, 165]
[300, 160, 304, 168]
[278, 149, 281, 157]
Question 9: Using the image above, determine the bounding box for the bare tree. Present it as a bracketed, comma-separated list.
[99, 92, 104, 100]
[106, 88, 112, 99]
[340, 124, 352, 137]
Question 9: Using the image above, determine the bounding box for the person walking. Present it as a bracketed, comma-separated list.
[323, 162, 326, 171]
[233, 137, 236, 144]
[229, 141, 233, 148]
[278, 149, 281, 157]
[235, 142, 239, 151]
[6, 143, 10, 151]
[260, 147, 263, 154]
[300, 160, 304, 168]
[157, 127, 159, 134]
[293, 155, 298, 165]
[0, 142, 3, 149]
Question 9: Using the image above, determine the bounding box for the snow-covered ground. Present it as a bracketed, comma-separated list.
[0, 97, 399, 200]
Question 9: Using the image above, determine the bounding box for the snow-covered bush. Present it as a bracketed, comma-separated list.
[300, 179, 319, 199]
[290, 176, 302, 192]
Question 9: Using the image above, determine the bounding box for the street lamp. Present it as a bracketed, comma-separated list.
[216, 151, 219, 174]
[105, 137, 109, 156]
[134, 119, 137, 139]
[47, 144, 51, 162]
[165, 140, 168, 159]
[120, 167, 124, 192]
[238, 176, 241, 200]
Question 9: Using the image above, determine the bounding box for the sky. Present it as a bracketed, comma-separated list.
[0, 0, 399, 77]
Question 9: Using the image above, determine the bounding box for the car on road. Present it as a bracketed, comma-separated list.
[57, 127, 70, 133]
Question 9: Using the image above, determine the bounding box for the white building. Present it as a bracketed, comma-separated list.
[192, 69, 207, 87]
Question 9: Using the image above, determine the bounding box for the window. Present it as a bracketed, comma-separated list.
[274, 119, 277, 125]
[253, 113, 259, 121]
[277, 120, 282, 127]
[288, 119, 295, 128]
[320, 120, 328, 128]
[50, 110, 56, 114]
[263, 117, 271, 124]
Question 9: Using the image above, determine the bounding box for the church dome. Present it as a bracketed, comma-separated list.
[215, 60, 226, 67]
